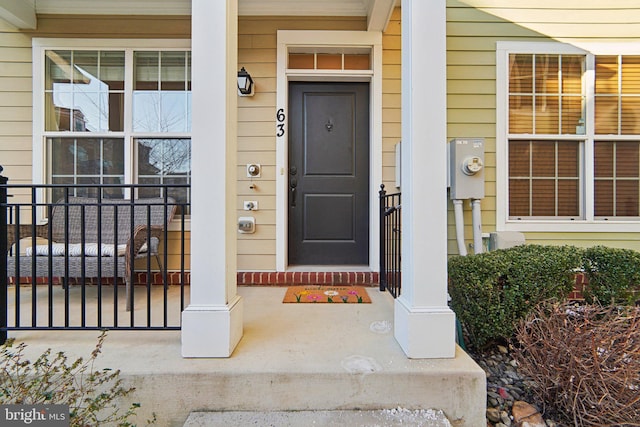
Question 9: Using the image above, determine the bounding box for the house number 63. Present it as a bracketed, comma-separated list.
[276, 108, 285, 137]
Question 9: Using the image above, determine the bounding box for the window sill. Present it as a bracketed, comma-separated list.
[500, 219, 640, 233]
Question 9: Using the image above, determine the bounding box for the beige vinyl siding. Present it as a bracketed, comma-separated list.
[162, 230, 191, 272]
[447, 1, 501, 255]
[27, 15, 191, 38]
[1, 13, 371, 273]
[521, 232, 640, 251]
[446, 0, 640, 253]
[381, 8, 402, 190]
[236, 16, 368, 270]
[448, 1, 640, 41]
[0, 15, 192, 272]
[131, 231, 191, 273]
[0, 20, 33, 183]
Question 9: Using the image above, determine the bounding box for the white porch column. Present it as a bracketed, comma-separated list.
[395, 0, 456, 358]
[182, 0, 243, 357]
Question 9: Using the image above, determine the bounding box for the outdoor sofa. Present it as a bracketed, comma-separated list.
[6, 196, 177, 310]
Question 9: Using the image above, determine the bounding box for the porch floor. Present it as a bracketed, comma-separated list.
[8, 286, 486, 427]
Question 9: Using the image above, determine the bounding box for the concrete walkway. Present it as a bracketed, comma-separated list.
[184, 409, 452, 426]
[8, 286, 485, 426]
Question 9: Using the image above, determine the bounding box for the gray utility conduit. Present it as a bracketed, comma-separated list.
[471, 199, 483, 254]
[453, 199, 483, 256]
[452, 199, 467, 256]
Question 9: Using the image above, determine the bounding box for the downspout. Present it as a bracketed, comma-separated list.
[452, 199, 467, 256]
[471, 199, 483, 254]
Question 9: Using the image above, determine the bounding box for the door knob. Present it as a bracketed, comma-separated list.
[290, 178, 297, 207]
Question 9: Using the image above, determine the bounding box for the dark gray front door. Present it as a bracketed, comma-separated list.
[288, 82, 370, 265]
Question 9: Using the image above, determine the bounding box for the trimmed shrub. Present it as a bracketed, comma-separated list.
[582, 245, 640, 306]
[514, 303, 640, 426]
[448, 244, 582, 349]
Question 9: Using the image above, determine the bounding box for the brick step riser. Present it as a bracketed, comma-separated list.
[8, 271, 380, 287]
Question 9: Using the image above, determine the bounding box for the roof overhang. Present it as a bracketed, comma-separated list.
[1, 0, 398, 31]
[0, 0, 36, 29]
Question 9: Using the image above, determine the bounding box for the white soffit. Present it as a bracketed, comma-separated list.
[241, 0, 367, 16]
[34, 0, 369, 16]
[32, 0, 399, 19]
[0, 0, 36, 29]
[367, 0, 396, 31]
[34, 0, 192, 15]
[19, 0, 399, 31]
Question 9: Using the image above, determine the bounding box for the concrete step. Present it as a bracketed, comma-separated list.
[183, 409, 452, 426]
[10, 287, 485, 426]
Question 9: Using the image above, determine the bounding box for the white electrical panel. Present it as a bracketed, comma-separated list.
[449, 138, 485, 200]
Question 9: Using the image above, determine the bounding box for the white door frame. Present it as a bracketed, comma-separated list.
[275, 30, 383, 271]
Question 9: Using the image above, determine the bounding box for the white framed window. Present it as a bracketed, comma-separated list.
[497, 42, 640, 232]
[33, 39, 191, 221]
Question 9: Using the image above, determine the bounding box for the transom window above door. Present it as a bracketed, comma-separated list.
[287, 47, 372, 71]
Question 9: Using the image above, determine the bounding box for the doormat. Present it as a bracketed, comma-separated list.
[283, 286, 371, 303]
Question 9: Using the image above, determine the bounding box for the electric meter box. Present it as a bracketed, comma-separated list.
[449, 138, 485, 200]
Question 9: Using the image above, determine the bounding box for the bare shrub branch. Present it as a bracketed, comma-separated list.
[0, 331, 155, 426]
[514, 302, 640, 427]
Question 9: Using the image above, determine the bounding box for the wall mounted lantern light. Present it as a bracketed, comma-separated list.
[237, 67, 254, 96]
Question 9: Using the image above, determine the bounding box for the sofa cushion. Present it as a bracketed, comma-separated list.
[10, 237, 49, 256]
[24, 242, 129, 257]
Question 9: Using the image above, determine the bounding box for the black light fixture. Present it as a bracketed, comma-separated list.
[237, 67, 254, 96]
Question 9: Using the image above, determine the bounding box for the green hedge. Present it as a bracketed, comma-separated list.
[448, 244, 583, 350]
[582, 246, 640, 306]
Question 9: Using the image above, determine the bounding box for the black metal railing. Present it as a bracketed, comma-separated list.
[379, 184, 401, 298]
[1, 167, 189, 343]
[0, 167, 7, 344]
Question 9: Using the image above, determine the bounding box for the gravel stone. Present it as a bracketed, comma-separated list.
[500, 410, 511, 426]
[486, 407, 501, 423]
[470, 345, 562, 427]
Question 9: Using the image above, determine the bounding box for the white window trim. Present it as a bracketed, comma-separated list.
[496, 41, 640, 233]
[32, 38, 191, 230]
[275, 30, 383, 271]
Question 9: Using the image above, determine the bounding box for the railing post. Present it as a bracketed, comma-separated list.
[379, 184, 386, 292]
[0, 166, 8, 344]
[394, 193, 401, 297]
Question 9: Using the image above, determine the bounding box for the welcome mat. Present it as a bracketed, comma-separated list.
[283, 286, 371, 304]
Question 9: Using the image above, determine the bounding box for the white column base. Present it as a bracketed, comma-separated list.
[394, 297, 456, 359]
[181, 296, 243, 358]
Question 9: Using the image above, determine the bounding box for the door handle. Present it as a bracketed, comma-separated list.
[290, 178, 297, 207]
